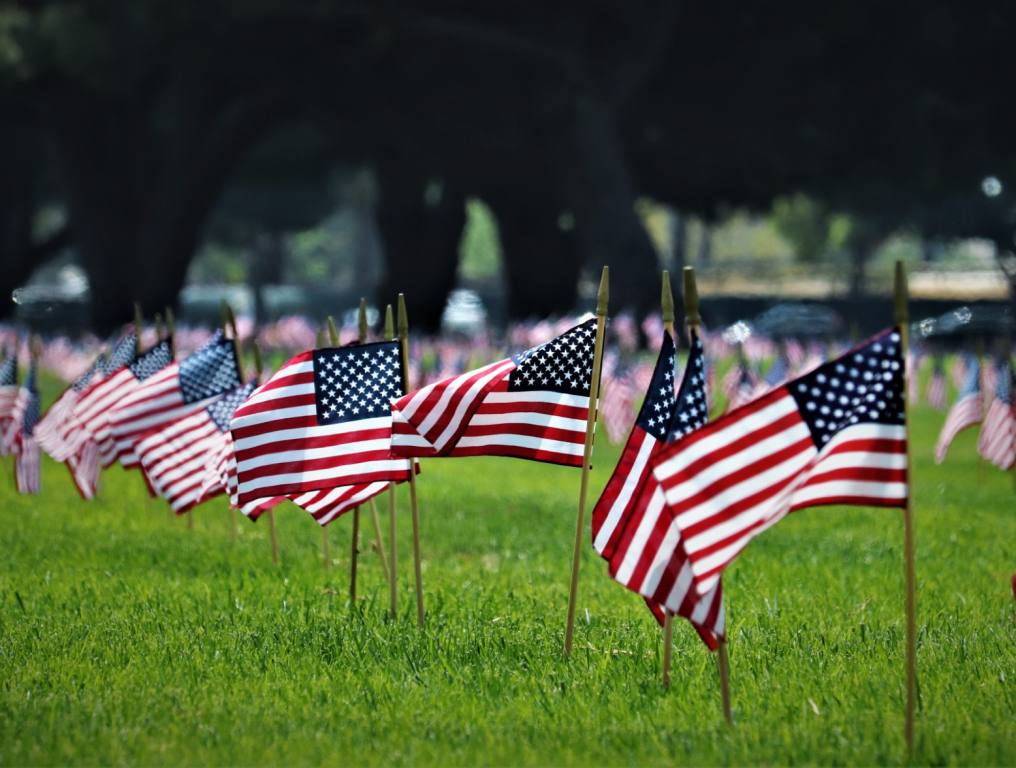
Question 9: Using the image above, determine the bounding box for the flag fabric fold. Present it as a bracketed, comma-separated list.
[592, 330, 725, 649]
[109, 332, 241, 468]
[0, 354, 20, 455]
[11, 359, 41, 494]
[137, 381, 257, 513]
[390, 318, 597, 466]
[645, 328, 907, 600]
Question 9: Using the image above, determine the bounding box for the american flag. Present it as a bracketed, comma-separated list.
[0, 354, 20, 455]
[934, 353, 982, 464]
[645, 328, 907, 599]
[230, 341, 412, 505]
[391, 318, 596, 466]
[34, 349, 105, 460]
[137, 382, 257, 514]
[926, 356, 947, 410]
[108, 332, 241, 468]
[13, 359, 41, 494]
[60, 336, 164, 468]
[977, 356, 1014, 470]
[593, 331, 725, 648]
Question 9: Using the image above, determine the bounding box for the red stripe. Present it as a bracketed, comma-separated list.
[234, 426, 394, 461]
[459, 422, 585, 444]
[446, 444, 584, 466]
[238, 467, 408, 505]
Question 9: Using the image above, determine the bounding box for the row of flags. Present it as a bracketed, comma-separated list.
[0, 306, 1011, 642]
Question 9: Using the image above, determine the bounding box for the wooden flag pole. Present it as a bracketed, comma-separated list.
[685, 266, 733, 725]
[220, 302, 247, 536]
[385, 304, 399, 618]
[564, 266, 609, 656]
[154, 313, 165, 342]
[165, 307, 177, 359]
[398, 294, 426, 626]
[895, 260, 918, 757]
[660, 270, 677, 688]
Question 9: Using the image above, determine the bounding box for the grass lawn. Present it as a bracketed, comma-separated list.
[0, 375, 1013, 765]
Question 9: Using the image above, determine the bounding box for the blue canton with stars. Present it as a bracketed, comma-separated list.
[666, 331, 709, 441]
[0, 355, 15, 387]
[207, 381, 257, 432]
[129, 339, 173, 382]
[509, 318, 597, 395]
[788, 328, 905, 447]
[100, 333, 138, 378]
[313, 341, 404, 425]
[179, 332, 241, 403]
[635, 331, 677, 439]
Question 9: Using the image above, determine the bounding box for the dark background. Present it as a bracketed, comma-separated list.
[3, 2, 1016, 332]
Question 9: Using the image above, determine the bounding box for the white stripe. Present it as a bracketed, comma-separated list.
[689, 581, 718, 624]
[791, 479, 908, 505]
[663, 559, 696, 613]
[466, 410, 587, 433]
[593, 431, 656, 553]
[637, 509, 684, 598]
[453, 433, 584, 455]
[241, 378, 314, 408]
[231, 403, 317, 429]
[481, 390, 590, 408]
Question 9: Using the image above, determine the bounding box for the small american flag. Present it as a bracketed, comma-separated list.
[35, 349, 106, 461]
[600, 355, 637, 445]
[0, 354, 20, 455]
[926, 356, 947, 410]
[230, 341, 412, 506]
[646, 329, 908, 599]
[391, 318, 596, 466]
[13, 359, 41, 494]
[594, 331, 724, 648]
[977, 356, 1014, 470]
[934, 353, 982, 464]
[63, 337, 167, 468]
[109, 332, 240, 468]
[137, 382, 257, 513]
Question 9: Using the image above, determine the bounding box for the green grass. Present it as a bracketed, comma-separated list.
[0, 377, 1013, 766]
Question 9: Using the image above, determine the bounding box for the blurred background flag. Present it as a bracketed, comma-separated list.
[934, 353, 983, 464]
[13, 357, 41, 494]
[108, 331, 241, 468]
[977, 355, 1015, 470]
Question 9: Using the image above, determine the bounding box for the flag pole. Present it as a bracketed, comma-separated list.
[684, 267, 732, 724]
[165, 307, 177, 359]
[353, 300, 392, 586]
[660, 269, 677, 688]
[398, 293, 426, 626]
[385, 304, 399, 618]
[564, 266, 609, 656]
[222, 302, 246, 536]
[895, 260, 918, 757]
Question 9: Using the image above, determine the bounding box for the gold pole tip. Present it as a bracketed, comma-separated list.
[596, 266, 609, 316]
[397, 294, 409, 336]
[383, 304, 395, 340]
[357, 298, 368, 342]
[661, 270, 675, 324]
[326, 315, 340, 346]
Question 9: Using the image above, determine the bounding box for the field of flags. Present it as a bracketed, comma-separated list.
[0, 264, 1013, 765]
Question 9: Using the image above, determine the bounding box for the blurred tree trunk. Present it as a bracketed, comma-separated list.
[553, 92, 659, 317]
[375, 167, 465, 332]
[248, 232, 284, 325]
[697, 221, 712, 267]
